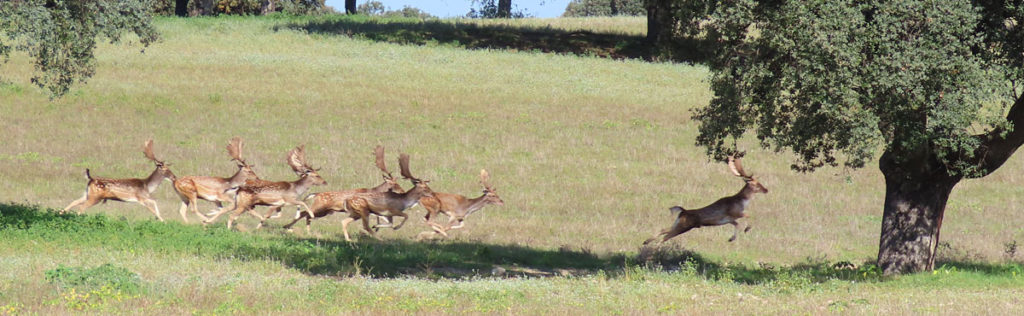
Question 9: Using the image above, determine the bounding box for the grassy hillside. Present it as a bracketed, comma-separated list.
[1, 15, 1024, 313]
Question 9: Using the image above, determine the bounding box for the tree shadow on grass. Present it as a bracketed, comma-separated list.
[277, 17, 713, 64]
[4, 203, 1021, 282]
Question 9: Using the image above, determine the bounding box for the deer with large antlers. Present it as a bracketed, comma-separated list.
[331, 153, 435, 241]
[643, 156, 768, 245]
[203, 145, 326, 229]
[61, 140, 177, 221]
[416, 169, 504, 239]
[172, 137, 259, 223]
[282, 145, 406, 235]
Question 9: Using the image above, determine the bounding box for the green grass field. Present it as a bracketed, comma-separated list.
[2, 15, 1024, 314]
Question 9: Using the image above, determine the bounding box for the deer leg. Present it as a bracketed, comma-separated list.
[282, 212, 305, 231]
[360, 212, 382, 240]
[177, 201, 190, 223]
[141, 198, 164, 222]
[62, 193, 89, 214]
[340, 217, 356, 242]
[389, 210, 409, 230]
[728, 221, 740, 242]
[255, 206, 280, 230]
[74, 196, 103, 214]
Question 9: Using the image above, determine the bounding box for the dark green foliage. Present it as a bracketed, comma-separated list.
[356, 1, 436, 19]
[0, 0, 159, 97]
[45, 264, 143, 294]
[563, 0, 645, 17]
[693, 0, 1021, 176]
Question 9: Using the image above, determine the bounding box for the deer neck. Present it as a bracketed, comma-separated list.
[144, 167, 166, 193]
[736, 183, 758, 201]
[462, 194, 490, 216]
[225, 167, 249, 188]
[398, 186, 429, 208]
[291, 175, 317, 196]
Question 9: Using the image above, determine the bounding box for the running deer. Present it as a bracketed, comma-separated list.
[203, 145, 326, 229]
[418, 169, 504, 238]
[643, 156, 768, 245]
[333, 153, 435, 241]
[282, 145, 406, 235]
[61, 140, 177, 221]
[172, 137, 258, 223]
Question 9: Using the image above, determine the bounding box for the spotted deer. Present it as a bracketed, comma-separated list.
[643, 156, 768, 245]
[203, 145, 326, 229]
[282, 145, 406, 235]
[332, 153, 435, 241]
[418, 169, 504, 239]
[61, 140, 177, 221]
[172, 137, 258, 223]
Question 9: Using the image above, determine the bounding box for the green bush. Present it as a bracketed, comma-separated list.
[45, 264, 143, 294]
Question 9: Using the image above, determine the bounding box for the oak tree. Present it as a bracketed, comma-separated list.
[693, 0, 1024, 275]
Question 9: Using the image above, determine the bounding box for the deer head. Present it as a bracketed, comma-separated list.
[398, 153, 434, 198]
[479, 169, 504, 206]
[287, 145, 327, 186]
[728, 156, 767, 193]
[143, 139, 176, 182]
[227, 137, 257, 179]
[375, 145, 404, 193]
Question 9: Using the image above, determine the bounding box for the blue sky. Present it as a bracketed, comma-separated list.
[322, 1, 572, 18]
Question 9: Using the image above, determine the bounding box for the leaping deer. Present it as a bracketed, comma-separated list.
[417, 169, 504, 239]
[282, 145, 406, 235]
[61, 139, 177, 221]
[643, 156, 768, 245]
[332, 153, 436, 242]
[172, 137, 259, 223]
[203, 145, 326, 229]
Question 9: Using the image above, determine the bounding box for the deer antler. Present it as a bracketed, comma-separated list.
[374, 145, 394, 179]
[480, 169, 493, 190]
[227, 137, 245, 164]
[142, 139, 163, 164]
[728, 156, 751, 179]
[398, 153, 416, 180]
[287, 145, 310, 174]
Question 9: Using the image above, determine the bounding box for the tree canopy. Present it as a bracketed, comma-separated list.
[697, 0, 1023, 175]
[0, 0, 159, 97]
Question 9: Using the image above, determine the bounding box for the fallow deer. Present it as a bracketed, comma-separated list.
[332, 153, 435, 242]
[643, 156, 768, 245]
[61, 140, 177, 221]
[282, 145, 406, 235]
[418, 169, 504, 238]
[172, 137, 258, 223]
[203, 145, 326, 229]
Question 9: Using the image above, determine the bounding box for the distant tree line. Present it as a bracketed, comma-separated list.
[356, 1, 435, 19]
[151, 0, 327, 16]
[563, 0, 645, 17]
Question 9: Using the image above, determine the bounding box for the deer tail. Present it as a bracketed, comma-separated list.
[669, 206, 685, 217]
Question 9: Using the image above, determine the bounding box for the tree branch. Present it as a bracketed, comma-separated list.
[972, 94, 1024, 177]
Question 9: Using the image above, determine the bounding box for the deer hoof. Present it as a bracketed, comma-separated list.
[744, 226, 752, 233]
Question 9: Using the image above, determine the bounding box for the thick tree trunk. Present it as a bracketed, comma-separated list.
[345, 0, 356, 14]
[610, 0, 619, 15]
[646, 0, 669, 44]
[498, 0, 512, 18]
[877, 154, 961, 275]
[174, 0, 188, 16]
